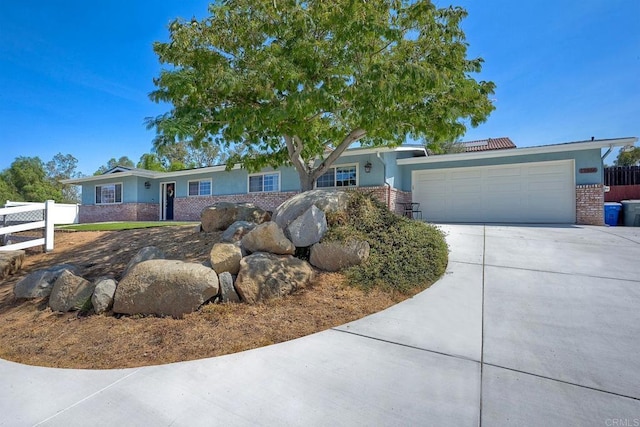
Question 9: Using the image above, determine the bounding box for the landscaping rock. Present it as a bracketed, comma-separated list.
[0, 250, 25, 280]
[210, 243, 243, 275]
[241, 222, 295, 255]
[222, 221, 257, 242]
[201, 202, 271, 232]
[286, 205, 328, 247]
[218, 272, 240, 303]
[235, 252, 314, 304]
[309, 240, 370, 272]
[91, 277, 117, 314]
[114, 260, 219, 318]
[272, 189, 349, 230]
[14, 264, 80, 299]
[49, 270, 95, 312]
[122, 246, 165, 278]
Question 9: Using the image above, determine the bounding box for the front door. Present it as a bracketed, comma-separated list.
[160, 182, 176, 220]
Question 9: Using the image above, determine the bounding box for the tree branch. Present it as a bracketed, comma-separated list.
[312, 128, 367, 179]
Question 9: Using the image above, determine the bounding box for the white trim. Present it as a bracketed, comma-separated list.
[336, 145, 427, 157]
[94, 182, 123, 205]
[162, 164, 242, 178]
[187, 178, 213, 197]
[247, 171, 281, 193]
[398, 137, 638, 166]
[315, 162, 359, 189]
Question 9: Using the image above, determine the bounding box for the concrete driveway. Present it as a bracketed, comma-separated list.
[1, 224, 639, 426]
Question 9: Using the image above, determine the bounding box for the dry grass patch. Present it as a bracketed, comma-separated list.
[0, 227, 416, 369]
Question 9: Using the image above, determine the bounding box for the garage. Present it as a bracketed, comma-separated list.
[411, 160, 576, 223]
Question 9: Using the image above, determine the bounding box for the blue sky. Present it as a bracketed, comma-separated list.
[1, 1, 638, 176]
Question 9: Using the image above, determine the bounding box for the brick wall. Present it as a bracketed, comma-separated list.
[79, 203, 158, 223]
[173, 192, 300, 221]
[79, 187, 414, 223]
[576, 184, 604, 225]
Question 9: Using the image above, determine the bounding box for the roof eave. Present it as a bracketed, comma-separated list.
[397, 137, 638, 166]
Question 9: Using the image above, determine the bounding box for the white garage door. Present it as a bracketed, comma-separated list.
[412, 160, 576, 223]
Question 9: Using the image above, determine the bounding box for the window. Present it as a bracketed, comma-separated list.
[316, 165, 357, 188]
[95, 183, 122, 204]
[248, 172, 280, 193]
[188, 179, 212, 196]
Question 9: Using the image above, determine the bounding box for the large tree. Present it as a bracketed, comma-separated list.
[45, 153, 82, 203]
[1, 157, 62, 203]
[148, 0, 495, 191]
[614, 146, 640, 166]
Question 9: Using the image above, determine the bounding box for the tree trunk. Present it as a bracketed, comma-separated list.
[298, 169, 316, 192]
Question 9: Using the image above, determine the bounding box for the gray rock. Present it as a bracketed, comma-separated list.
[201, 202, 271, 232]
[113, 260, 219, 318]
[309, 240, 370, 272]
[14, 264, 80, 299]
[210, 243, 243, 275]
[222, 221, 257, 242]
[235, 252, 314, 304]
[91, 277, 117, 314]
[49, 270, 95, 312]
[286, 205, 328, 247]
[272, 189, 349, 230]
[122, 246, 165, 278]
[218, 272, 240, 303]
[241, 222, 295, 255]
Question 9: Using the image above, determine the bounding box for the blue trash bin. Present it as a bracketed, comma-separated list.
[604, 202, 622, 226]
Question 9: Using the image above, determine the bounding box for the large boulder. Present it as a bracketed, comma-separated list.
[14, 264, 80, 299]
[201, 202, 271, 232]
[309, 240, 370, 272]
[91, 277, 118, 314]
[241, 222, 295, 255]
[272, 189, 349, 230]
[210, 243, 243, 275]
[221, 221, 257, 243]
[0, 250, 25, 280]
[49, 270, 96, 312]
[122, 246, 165, 278]
[113, 260, 219, 318]
[235, 252, 314, 304]
[286, 205, 328, 247]
[218, 272, 240, 303]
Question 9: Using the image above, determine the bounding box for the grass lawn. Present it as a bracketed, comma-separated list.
[56, 221, 196, 231]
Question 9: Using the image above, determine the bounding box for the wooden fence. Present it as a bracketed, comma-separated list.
[0, 201, 55, 252]
[604, 166, 640, 186]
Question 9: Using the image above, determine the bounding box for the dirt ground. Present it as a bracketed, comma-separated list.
[0, 226, 415, 369]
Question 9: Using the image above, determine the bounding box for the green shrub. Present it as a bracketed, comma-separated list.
[324, 191, 448, 294]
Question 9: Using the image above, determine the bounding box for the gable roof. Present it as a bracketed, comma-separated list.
[462, 137, 516, 152]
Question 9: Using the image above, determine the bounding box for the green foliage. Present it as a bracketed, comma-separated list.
[614, 147, 640, 166]
[324, 192, 448, 294]
[1, 157, 62, 202]
[45, 153, 82, 203]
[0, 153, 82, 204]
[148, 0, 495, 190]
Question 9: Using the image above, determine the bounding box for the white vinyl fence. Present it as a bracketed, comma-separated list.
[0, 201, 55, 252]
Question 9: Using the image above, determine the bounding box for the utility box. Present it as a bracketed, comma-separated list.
[621, 200, 640, 227]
